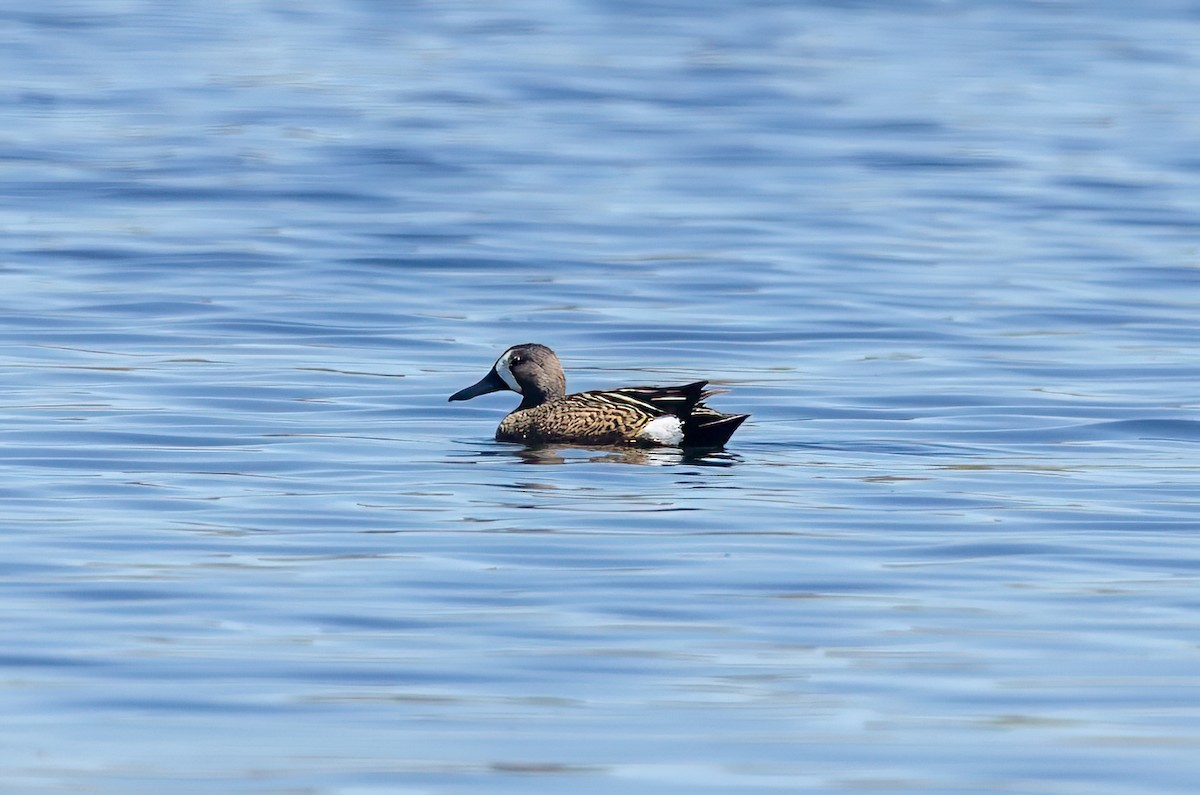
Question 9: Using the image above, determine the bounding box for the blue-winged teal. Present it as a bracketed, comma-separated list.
[449, 343, 749, 448]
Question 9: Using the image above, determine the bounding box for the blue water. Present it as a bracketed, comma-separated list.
[3, 1, 1199, 793]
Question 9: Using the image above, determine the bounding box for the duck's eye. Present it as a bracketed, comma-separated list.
[510, 355, 524, 365]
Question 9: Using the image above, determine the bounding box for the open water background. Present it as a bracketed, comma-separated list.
[2, 1, 1199, 793]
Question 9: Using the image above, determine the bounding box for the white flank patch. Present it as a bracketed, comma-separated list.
[638, 415, 683, 446]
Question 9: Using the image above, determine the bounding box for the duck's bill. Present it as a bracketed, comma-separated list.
[448, 368, 507, 401]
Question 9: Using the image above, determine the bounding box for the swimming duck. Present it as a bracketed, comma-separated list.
[449, 343, 749, 448]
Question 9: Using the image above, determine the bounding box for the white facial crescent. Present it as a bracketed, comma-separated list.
[495, 350, 523, 393]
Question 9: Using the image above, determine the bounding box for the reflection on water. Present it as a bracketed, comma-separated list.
[460, 444, 743, 467]
[2, 0, 1200, 793]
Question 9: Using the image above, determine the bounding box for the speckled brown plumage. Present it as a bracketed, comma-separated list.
[449, 344, 749, 448]
[498, 385, 696, 445]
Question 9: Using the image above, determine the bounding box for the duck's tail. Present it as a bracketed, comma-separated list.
[682, 405, 750, 448]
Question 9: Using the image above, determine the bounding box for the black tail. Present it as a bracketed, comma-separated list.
[682, 406, 750, 448]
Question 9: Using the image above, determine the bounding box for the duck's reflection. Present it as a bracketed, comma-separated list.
[462, 443, 741, 467]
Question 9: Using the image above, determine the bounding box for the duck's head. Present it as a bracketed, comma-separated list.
[449, 343, 566, 408]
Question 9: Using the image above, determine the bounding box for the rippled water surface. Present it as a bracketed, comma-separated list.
[3, 1, 1199, 793]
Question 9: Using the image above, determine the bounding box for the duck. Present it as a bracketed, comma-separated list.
[448, 343, 749, 448]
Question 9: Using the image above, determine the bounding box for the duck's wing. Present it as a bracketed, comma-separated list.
[585, 381, 749, 447]
[591, 381, 709, 418]
[577, 381, 749, 447]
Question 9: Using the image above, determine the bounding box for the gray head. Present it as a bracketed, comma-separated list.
[448, 343, 567, 410]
